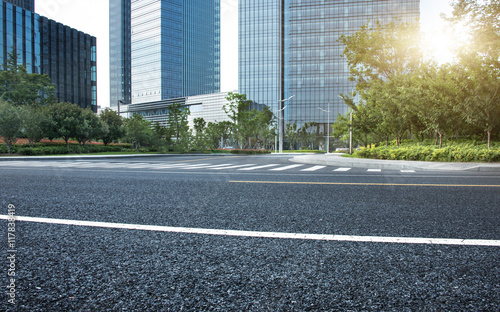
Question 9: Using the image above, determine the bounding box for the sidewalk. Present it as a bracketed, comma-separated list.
[290, 153, 500, 172]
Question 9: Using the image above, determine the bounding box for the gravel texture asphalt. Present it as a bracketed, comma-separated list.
[0, 156, 499, 311]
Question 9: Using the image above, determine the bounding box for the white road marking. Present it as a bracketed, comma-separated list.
[401, 170, 416, 173]
[334, 168, 352, 172]
[1, 215, 498, 247]
[270, 164, 305, 171]
[238, 164, 280, 171]
[367, 169, 382, 172]
[211, 164, 256, 170]
[301, 166, 326, 172]
[200, 164, 234, 169]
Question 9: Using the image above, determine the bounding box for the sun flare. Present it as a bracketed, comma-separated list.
[422, 22, 471, 64]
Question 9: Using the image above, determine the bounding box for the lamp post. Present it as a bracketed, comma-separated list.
[117, 100, 125, 116]
[277, 95, 295, 153]
[275, 105, 287, 153]
[318, 102, 331, 153]
[339, 95, 353, 155]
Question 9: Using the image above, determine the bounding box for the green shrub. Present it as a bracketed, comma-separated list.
[353, 140, 499, 163]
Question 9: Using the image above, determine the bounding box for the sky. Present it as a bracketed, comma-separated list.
[35, 0, 453, 109]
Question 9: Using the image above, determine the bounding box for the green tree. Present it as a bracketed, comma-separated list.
[21, 105, 50, 147]
[191, 117, 208, 150]
[48, 102, 84, 149]
[285, 123, 299, 150]
[224, 92, 274, 149]
[99, 108, 125, 145]
[0, 101, 23, 153]
[125, 113, 152, 149]
[0, 50, 56, 106]
[457, 60, 500, 148]
[74, 109, 106, 146]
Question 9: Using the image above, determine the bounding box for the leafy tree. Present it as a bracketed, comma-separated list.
[456, 59, 500, 148]
[205, 121, 233, 149]
[99, 108, 125, 145]
[191, 117, 208, 150]
[0, 101, 23, 153]
[338, 20, 422, 89]
[74, 109, 106, 146]
[21, 105, 50, 147]
[224, 92, 274, 149]
[285, 123, 300, 150]
[0, 50, 56, 106]
[125, 113, 152, 149]
[48, 102, 84, 149]
[448, 0, 500, 68]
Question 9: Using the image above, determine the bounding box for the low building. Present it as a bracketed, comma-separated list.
[124, 92, 233, 129]
[0, 0, 97, 111]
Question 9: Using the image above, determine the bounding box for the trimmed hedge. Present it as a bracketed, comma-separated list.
[354, 142, 500, 163]
[0, 142, 142, 156]
[211, 149, 270, 155]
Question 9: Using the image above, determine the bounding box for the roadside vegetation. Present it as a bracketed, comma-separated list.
[331, 0, 499, 161]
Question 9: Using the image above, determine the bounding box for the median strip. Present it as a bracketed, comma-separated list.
[0, 215, 498, 247]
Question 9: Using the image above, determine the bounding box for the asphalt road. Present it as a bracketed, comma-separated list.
[1, 155, 499, 311]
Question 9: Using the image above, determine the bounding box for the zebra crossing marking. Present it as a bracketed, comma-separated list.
[270, 164, 305, 171]
[334, 168, 352, 172]
[238, 164, 281, 171]
[0, 160, 419, 174]
[301, 165, 326, 172]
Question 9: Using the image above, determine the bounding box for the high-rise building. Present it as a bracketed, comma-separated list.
[120, 0, 220, 105]
[239, 0, 420, 136]
[109, 0, 131, 111]
[3, 0, 33, 11]
[0, 0, 97, 111]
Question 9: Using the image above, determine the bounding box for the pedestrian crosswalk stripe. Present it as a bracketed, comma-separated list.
[301, 165, 326, 172]
[210, 164, 256, 170]
[367, 169, 382, 172]
[270, 164, 304, 171]
[401, 170, 416, 173]
[334, 168, 352, 172]
[196, 164, 233, 169]
[238, 164, 280, 171]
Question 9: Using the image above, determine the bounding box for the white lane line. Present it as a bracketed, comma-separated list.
[238, 164, 280, 171]
[211, 164, 256, 170]
[367, 169, 382, 172]
[334, 168, 352, 172]
[301, 166, 326, 172]
[1, 215, 498, 247]
[401, 170, 416, 173]
[270, 164, 305, 171]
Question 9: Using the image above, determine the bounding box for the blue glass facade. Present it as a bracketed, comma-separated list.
[3, 0, 34, 11]
[239, 0, 420, 128]
[0, 1, 97, 111]
[130, 0, 220, 105]
[109, 0, 131, 110]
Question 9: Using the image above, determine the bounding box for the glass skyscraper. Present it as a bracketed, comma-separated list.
[109, 0, 131, 110]
[127, 0, 220, 105]
[0, 1, 97, 111]
[239, 0, 420, 129]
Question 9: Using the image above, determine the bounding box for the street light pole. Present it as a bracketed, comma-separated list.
[277, 95, 294, 153]
[318, 103, 331, 153]
[118, 100, 125, 116]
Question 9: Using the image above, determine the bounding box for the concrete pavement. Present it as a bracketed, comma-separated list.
[290, 153, 500, 172]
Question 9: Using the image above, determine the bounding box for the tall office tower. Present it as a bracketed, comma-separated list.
[109, 0, 131, 111]
[3, 0, 34, 11]
[0, 1, 97, 111]
[239, 0, 420, 132]
[130, 0, 220, 105]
